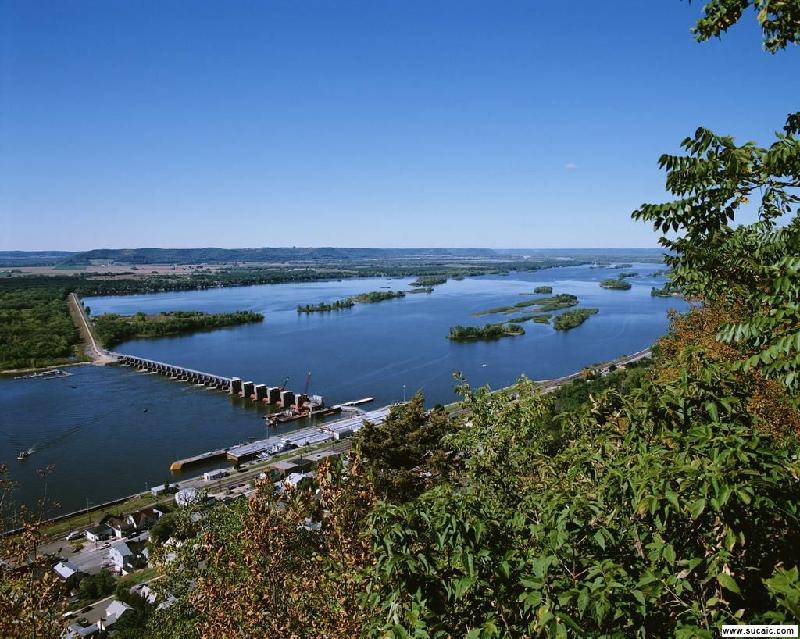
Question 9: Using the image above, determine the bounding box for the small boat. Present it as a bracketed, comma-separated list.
[265, 409, 295, 427]
[341, 397, 374, 407]
[17, 450, 30, 461]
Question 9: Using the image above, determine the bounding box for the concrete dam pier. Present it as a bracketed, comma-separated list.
[114, 354, 316, 409]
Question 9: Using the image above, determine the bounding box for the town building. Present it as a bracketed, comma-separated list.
[97, 600, 133, 631]
[53, 560, 80, 580]
[84, 525, 112, 543]
[108, 541, 133, 572]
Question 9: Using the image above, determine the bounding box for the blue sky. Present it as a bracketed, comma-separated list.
[1, 1, 797, 250]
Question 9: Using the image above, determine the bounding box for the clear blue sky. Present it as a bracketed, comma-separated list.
[1, 1, 797, 251]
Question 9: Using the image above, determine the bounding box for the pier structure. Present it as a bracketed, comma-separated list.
[174, 405, 392, 468]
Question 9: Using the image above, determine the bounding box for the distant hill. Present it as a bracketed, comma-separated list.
[3, 247, 666, 268]
[58, 247, 504, 266]
[0, 251, 76, 267]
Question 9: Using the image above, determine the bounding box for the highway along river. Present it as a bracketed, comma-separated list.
[0, 263, 688, 515]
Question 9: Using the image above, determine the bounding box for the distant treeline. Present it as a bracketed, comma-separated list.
[1, 257, 588, 298]
[58, 247, 507, 266]
[447, 322, 525, 341]
[93, 310, 263, 347]
[533, 286, 552, 294]
[0, 280, 80, 370]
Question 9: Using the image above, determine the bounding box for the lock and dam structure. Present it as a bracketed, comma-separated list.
[70, 294, 317, 408]
[112, 353, 315, 409]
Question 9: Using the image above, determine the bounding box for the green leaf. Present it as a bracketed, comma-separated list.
[593, 530, 606, 551]
[717, 573, 741, 595]
[688, 498, 707, 519]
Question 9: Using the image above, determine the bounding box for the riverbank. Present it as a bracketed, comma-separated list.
[30, 345, 649, 542]
[3, 264, 682, 517]
[93, 310, 264, 348]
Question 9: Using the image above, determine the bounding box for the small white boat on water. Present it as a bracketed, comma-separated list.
[341, 397, 374, 407]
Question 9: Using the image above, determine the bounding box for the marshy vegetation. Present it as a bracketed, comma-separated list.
[552, 307, 599, 330]
[600, 275, 632, 290]
[297, 299, 355, 313]
[410, 276, 448, 287]
[93, 310, 264, 347]
[298, 290, 406, 313]
[447, 322, 525, 341]
[474, 293, 578, 316]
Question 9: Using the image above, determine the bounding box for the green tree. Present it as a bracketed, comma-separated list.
[356, 393, 454, 501]
[689, 0, 800, 52]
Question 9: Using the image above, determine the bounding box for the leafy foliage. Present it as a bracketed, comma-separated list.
[689, 0, 800, 52]
[0, 467, 65, 639]
[149, 455, 376, 638]
[633, 107, 800, 391]
[355, 394, 455, 502]
[0, 280, 80, 369]
[76, 568, 116, 601]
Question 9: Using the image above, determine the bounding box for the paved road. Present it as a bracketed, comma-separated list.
[42, 531, 149, 575]
[68, 293, 116, 365]
[537, 347, 651, 394]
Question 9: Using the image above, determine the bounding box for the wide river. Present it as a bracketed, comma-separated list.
[1, 263, 687, 515]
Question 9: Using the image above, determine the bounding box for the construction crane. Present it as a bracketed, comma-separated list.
[280, 376, 289, 390]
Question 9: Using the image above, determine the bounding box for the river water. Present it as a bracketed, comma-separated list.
[0, 263, 687, 515]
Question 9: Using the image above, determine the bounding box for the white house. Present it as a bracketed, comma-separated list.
[84, 525, 112, 543]
[53, 560, 80, 580]
[64, 622, 99, 638]
[108, 541, 133, 571]
[97, 600, 133, 631]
